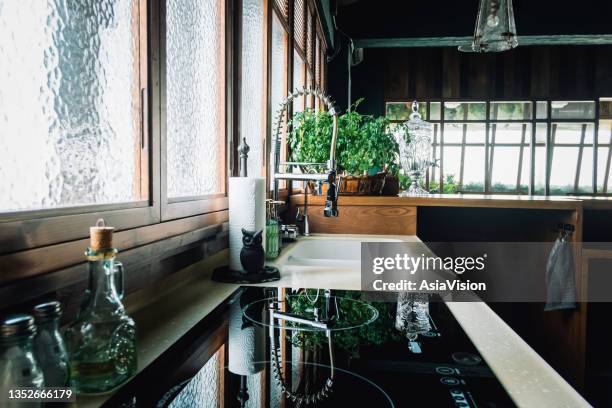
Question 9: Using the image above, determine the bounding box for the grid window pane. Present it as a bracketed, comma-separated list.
[444, 123, 485, 144]
[241, 0, 266, 177]
[490, 147, 529, 193]
[549, 123, 594, 194]
[489, 102, 532, 120]
[0, 0, 141, 212]
[386, 102, 427, 121]
[553, 123, 594, 145]
[601, 99, 612, 119]
[166, 0, 225, 198]
[534, 124, 547, 194]
[387, 100, 600, 196]
[551, 101, 595, 119]
[443, 102, 486, 120]
[536, 101, 548, 119]
[550, 147, 593, 194]
[462, 146, 486, 192]
[440, 123, 485, 193]
[441, 146, 461, 193]
[489, 123, 531, 193]
[430, 102, 441, 120]
[597, 121, 612, 192]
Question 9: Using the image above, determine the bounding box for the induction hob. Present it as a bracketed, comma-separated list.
[103, 287, 516, 408]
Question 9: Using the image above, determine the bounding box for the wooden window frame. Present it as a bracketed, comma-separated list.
[0, 0, 238, 274]
[0, 0, 157, 255]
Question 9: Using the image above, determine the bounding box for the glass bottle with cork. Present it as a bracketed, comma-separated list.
[64, 219, 137, 394]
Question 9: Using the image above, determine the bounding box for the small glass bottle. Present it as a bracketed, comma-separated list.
[0, 314, 45, 408]
[266, 200, 281, 259]
[32, 301, 69, 387]
[64, 219, 137, 394]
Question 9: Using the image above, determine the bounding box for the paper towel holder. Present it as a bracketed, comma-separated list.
[238, 137, 250, 177]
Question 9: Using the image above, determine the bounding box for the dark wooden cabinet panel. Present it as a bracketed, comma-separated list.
[346, 45, 612, 112]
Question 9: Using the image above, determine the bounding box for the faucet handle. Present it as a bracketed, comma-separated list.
[323, 170, 339, 217]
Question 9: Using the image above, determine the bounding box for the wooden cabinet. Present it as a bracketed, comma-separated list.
[299, 204, 416, 235]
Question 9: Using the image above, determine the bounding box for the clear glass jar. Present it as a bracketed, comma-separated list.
[64, 249, 137, 394]
[395, 292, 431, 337]
[32, 301, 69, 387]
[0, 314, 44, 408]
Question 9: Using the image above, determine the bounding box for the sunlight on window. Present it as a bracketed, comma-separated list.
[0, 0, 140, 212]
[389, 100, 601, 195]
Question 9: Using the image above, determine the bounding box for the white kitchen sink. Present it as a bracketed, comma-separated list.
[280, 235, 404, 268]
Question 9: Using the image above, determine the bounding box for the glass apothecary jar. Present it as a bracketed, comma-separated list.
[0, 314, 45, 407]
[32, 301, 69, 387]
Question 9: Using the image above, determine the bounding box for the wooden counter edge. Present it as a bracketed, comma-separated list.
[290, 194, 585, 210]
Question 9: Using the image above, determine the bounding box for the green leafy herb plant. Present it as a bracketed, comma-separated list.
[289, 99, 399, 177]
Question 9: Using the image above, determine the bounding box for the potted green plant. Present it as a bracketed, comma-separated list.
[288, 99, 401, 195]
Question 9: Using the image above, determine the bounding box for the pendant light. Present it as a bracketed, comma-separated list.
[458, 0, 518, 53]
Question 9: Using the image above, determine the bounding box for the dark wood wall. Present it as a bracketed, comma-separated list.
[343, 45, 612, 116]
[0, 215, 229, 326]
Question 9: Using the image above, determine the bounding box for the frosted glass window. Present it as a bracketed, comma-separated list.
[293, 50, 305, 113]
[0, 0, 142, 212]
[241, 0, 266, 177]
[269, 13, 288, 189]
[166, 0, 225, 199]
[169, 349, 220, 407]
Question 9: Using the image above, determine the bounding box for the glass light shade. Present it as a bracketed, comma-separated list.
[395, 102, 433, 196]
[458, 0, 518, 53]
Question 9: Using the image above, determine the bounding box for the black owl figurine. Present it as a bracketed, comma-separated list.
[240, 228, 265, 274]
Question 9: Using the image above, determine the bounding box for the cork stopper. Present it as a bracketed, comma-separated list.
[90, 218, 114, 251]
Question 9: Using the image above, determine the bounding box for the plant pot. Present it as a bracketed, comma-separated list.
[381, 175, 400, 196]
[341, 176, 362, 195]
[317, 173, 399, 196]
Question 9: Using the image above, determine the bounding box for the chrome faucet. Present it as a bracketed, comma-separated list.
[272, 88, 339, 235]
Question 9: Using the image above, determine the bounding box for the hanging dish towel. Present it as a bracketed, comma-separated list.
[545, 235, 577, 311]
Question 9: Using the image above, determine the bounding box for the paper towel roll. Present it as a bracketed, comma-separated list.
[229, 177, 266, 271]
[228, 300, 265, 375]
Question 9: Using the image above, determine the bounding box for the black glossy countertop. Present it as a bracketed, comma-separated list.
[101, 286, 516, 408]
